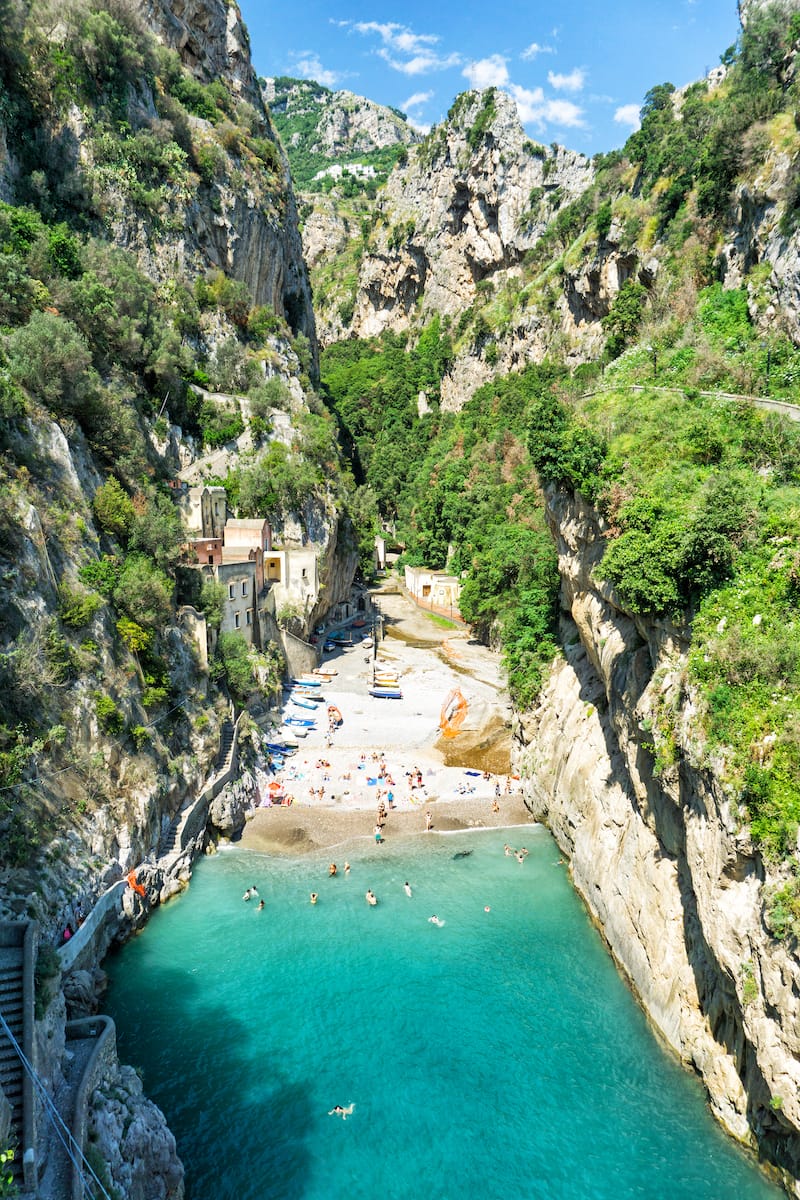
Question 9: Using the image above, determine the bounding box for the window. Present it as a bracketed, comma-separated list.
[234, 612, 241, 629]
[228, 584, 235, 599]
[246, 609, 252, 626]
[208, 555, 214, 565]
[242, 580, 247, 596]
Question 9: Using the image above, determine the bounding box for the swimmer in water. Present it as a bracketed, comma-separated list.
[256, 899, 264, 911]
[428, 915, 445, 927]
[503, 845, 513, 857]
[344, 862, 351, 875]
[404, 881, 412, 898]
[366, 889, 378, 906]
[328, 1103, 355, 1120]
[310, 892, 318, 904]
[329, 863, 337, 877]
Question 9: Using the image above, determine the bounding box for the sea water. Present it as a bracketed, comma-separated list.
[104, 828, 782, 1200]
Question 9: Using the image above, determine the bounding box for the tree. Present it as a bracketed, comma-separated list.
[93, 478, 136, 542]
[213, 632, 256, 701]
[113, 554, 173, 628]
[8, 310, 95, 415]
[129, 492, 184, 571]
[602, 279, 648, 359]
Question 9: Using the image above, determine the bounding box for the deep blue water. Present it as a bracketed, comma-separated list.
[104, 828, 781, 1200]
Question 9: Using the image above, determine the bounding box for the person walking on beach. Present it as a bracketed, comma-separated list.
[425, 810, 433, 832]
[374, 824, 384, 844]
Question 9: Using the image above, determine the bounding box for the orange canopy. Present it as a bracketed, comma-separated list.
[439, 689, 467, 738]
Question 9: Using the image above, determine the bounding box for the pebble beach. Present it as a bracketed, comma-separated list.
[240, 588, 537, 856]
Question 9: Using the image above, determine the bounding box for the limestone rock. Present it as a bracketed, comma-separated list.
[516, 487, 800, 1192]
[89, 1064, 184, 1200]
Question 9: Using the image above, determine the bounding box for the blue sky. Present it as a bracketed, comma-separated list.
[243, 1, 742, 155]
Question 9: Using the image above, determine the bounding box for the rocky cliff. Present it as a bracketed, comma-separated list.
[0, 0, 361, 1193]
[515, 488, 800, 1195]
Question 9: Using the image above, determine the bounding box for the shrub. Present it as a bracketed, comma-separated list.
[58, 583, 103, 628]
[8, 311, 95, 415]
[212, 632, 256, 701]
[94, 692, 124, 735]
[602, 279, 648, 359]
[93, 478, 135, 543]
[113, 554, 174, 628]
[79, 555, 122, 597]
[250, 376, 292, 420]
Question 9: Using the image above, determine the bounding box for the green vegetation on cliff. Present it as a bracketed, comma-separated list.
[265, 76, 413, 194]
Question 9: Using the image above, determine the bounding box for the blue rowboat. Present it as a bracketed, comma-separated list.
[265, 741, 297, 755]
[369, 687, 402, 699]
[285, 716, 316, 727]
[292, 676, 322, 687]
[290, 698, 318, 711]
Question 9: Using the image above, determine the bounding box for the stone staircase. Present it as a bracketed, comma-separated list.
[216, 720, 235, 773]
[158, 718, 237, 857]
[0, 931, 30, 1186]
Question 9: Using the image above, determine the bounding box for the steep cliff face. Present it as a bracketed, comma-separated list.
[515, 489, 800, 1194]
[266, 78, 419, 169]
[308, 88, 660, 406]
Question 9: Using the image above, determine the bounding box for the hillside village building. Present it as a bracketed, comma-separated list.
[404, 565, 462, 618]
[178, 485, 323, 653]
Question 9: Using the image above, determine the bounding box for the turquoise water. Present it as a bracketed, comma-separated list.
[104, 828, 781, 1200]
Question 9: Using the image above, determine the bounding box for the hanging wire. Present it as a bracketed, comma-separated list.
[0, 1010, 114, 1200]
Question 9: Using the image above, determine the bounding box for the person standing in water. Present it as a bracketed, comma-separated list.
[404, 881, 412, 898]
[365, 889, 377, 906]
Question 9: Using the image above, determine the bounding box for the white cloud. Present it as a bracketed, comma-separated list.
[547, 67, 585, 93]
[292, 53, 343, 87]
[521, 42, 554, 60]
[509, 84, 585, 130]
[353, 21, 438, 55]
[403, 90, 434, 110]
[408, 118, 432, 134]
[614, 103, 641, 130]
[463, 54, 509, 89]
[379, 48, 461, 75]
[343, 19, 460, 76]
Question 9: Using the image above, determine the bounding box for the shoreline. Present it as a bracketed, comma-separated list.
[236, 587, 528, 859]
[239, 792, 535, 857]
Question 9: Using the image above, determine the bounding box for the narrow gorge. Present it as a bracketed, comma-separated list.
[3, 0, 800, 1197]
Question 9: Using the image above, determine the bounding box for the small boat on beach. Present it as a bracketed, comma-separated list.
[291, 687, 326, 701]
[369, 687, 402, 699]
[361, 636, 374, 649]
[285, 716, 316, 728]
[289, 697, 318, 711]
[313, 667, 338, 677]
[266, 739, 298, 754]
[282, 724, 307, 738]
[373, 673, 398, 685]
